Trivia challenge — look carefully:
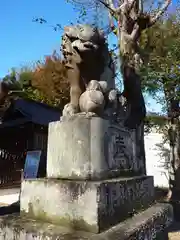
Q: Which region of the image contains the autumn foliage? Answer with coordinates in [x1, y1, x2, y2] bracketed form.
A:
[32, 51, 70, 108]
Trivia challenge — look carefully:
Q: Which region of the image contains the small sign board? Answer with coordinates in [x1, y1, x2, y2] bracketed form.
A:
[23, 150, 42, 179]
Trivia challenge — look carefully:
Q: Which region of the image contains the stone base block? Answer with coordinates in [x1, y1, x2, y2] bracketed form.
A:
[47, 117, 145, 180]
[0, 203, 173, 239]
[20, 176, 154, 233]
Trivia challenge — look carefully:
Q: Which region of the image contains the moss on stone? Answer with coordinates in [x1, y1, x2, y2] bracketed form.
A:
[0, 213, 92, 239]
[21, 203, 98, 233]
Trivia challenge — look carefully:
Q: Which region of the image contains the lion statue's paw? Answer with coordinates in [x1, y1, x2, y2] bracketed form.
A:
[62, 103, 79, 117]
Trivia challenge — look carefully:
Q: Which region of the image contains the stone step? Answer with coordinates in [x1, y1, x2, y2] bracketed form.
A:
[47, 117, 145, 180]
[20, 176, 154, 233]
[0, 203, 173, 239]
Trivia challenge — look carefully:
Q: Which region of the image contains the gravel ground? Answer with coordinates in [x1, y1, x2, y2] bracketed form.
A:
[168, 222, 180, 240]
[0, 203, 9, 206]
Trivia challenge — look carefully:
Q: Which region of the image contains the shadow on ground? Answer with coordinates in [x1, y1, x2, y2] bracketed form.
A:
[0, 201, 20, 215]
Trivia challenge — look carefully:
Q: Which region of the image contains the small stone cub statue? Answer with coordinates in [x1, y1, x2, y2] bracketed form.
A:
[79, 80, 118, 116]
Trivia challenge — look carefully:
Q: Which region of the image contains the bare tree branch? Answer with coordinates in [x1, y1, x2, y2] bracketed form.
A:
[99, 0, 116, 15]
[108, 11, 116, 32]
[106, 0, 116, 11]
[130, 0, 171, 40]
[130, 0, 171, 43]
[128, 0, 137, 13]
[150, 0, 172, 26]
[130, 23, 140, 41]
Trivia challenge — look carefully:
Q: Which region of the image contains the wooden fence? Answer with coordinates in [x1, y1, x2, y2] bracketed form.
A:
[0, 150, 24, 188]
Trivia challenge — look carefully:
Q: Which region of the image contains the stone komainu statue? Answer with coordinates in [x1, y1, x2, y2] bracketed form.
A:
[61, 24, 122, 119]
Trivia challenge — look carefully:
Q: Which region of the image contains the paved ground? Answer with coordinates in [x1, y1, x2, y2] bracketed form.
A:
[168, 222, 180, 239]
[0, 188, 20, 205]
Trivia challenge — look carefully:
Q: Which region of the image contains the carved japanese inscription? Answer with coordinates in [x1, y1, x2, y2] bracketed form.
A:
[99, 177, 154, 217]
[105, 126, 135, 170]
[104, 125, 145, 173]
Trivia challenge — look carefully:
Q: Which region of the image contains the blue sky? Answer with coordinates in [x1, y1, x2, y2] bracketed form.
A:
[0, 0, 78, 77]
[0, 0, 167, 113]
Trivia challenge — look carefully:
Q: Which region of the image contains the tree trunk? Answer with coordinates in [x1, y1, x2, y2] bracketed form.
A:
[167, 100, 180, 208]
[116, 0, 146, 129]
[121, 65, 146, 129]
[112, 0, 147, 175]
[115, 0, 172, 175]
[100, 0, 171, 174]
[164, 87, 180, 214]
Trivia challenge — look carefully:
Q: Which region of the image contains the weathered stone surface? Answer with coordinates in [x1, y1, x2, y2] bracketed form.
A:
[0, 213, 91, 240]
[94, 203, 174, 240]
[20, 176, 154, 233]
[0, 203, 173, 239]
[47, 117, 145, 180]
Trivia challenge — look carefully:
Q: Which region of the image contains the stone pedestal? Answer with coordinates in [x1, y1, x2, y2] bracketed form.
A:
[47, 117, 145, 180]
[19, 116, 154, 234]
[0, 203, 173, 240]
[0, 115, 173, 239]
[20, 176, 154, 233]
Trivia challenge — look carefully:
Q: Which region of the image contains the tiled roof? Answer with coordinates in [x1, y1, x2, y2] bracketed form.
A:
[1, 98, 61, 126]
